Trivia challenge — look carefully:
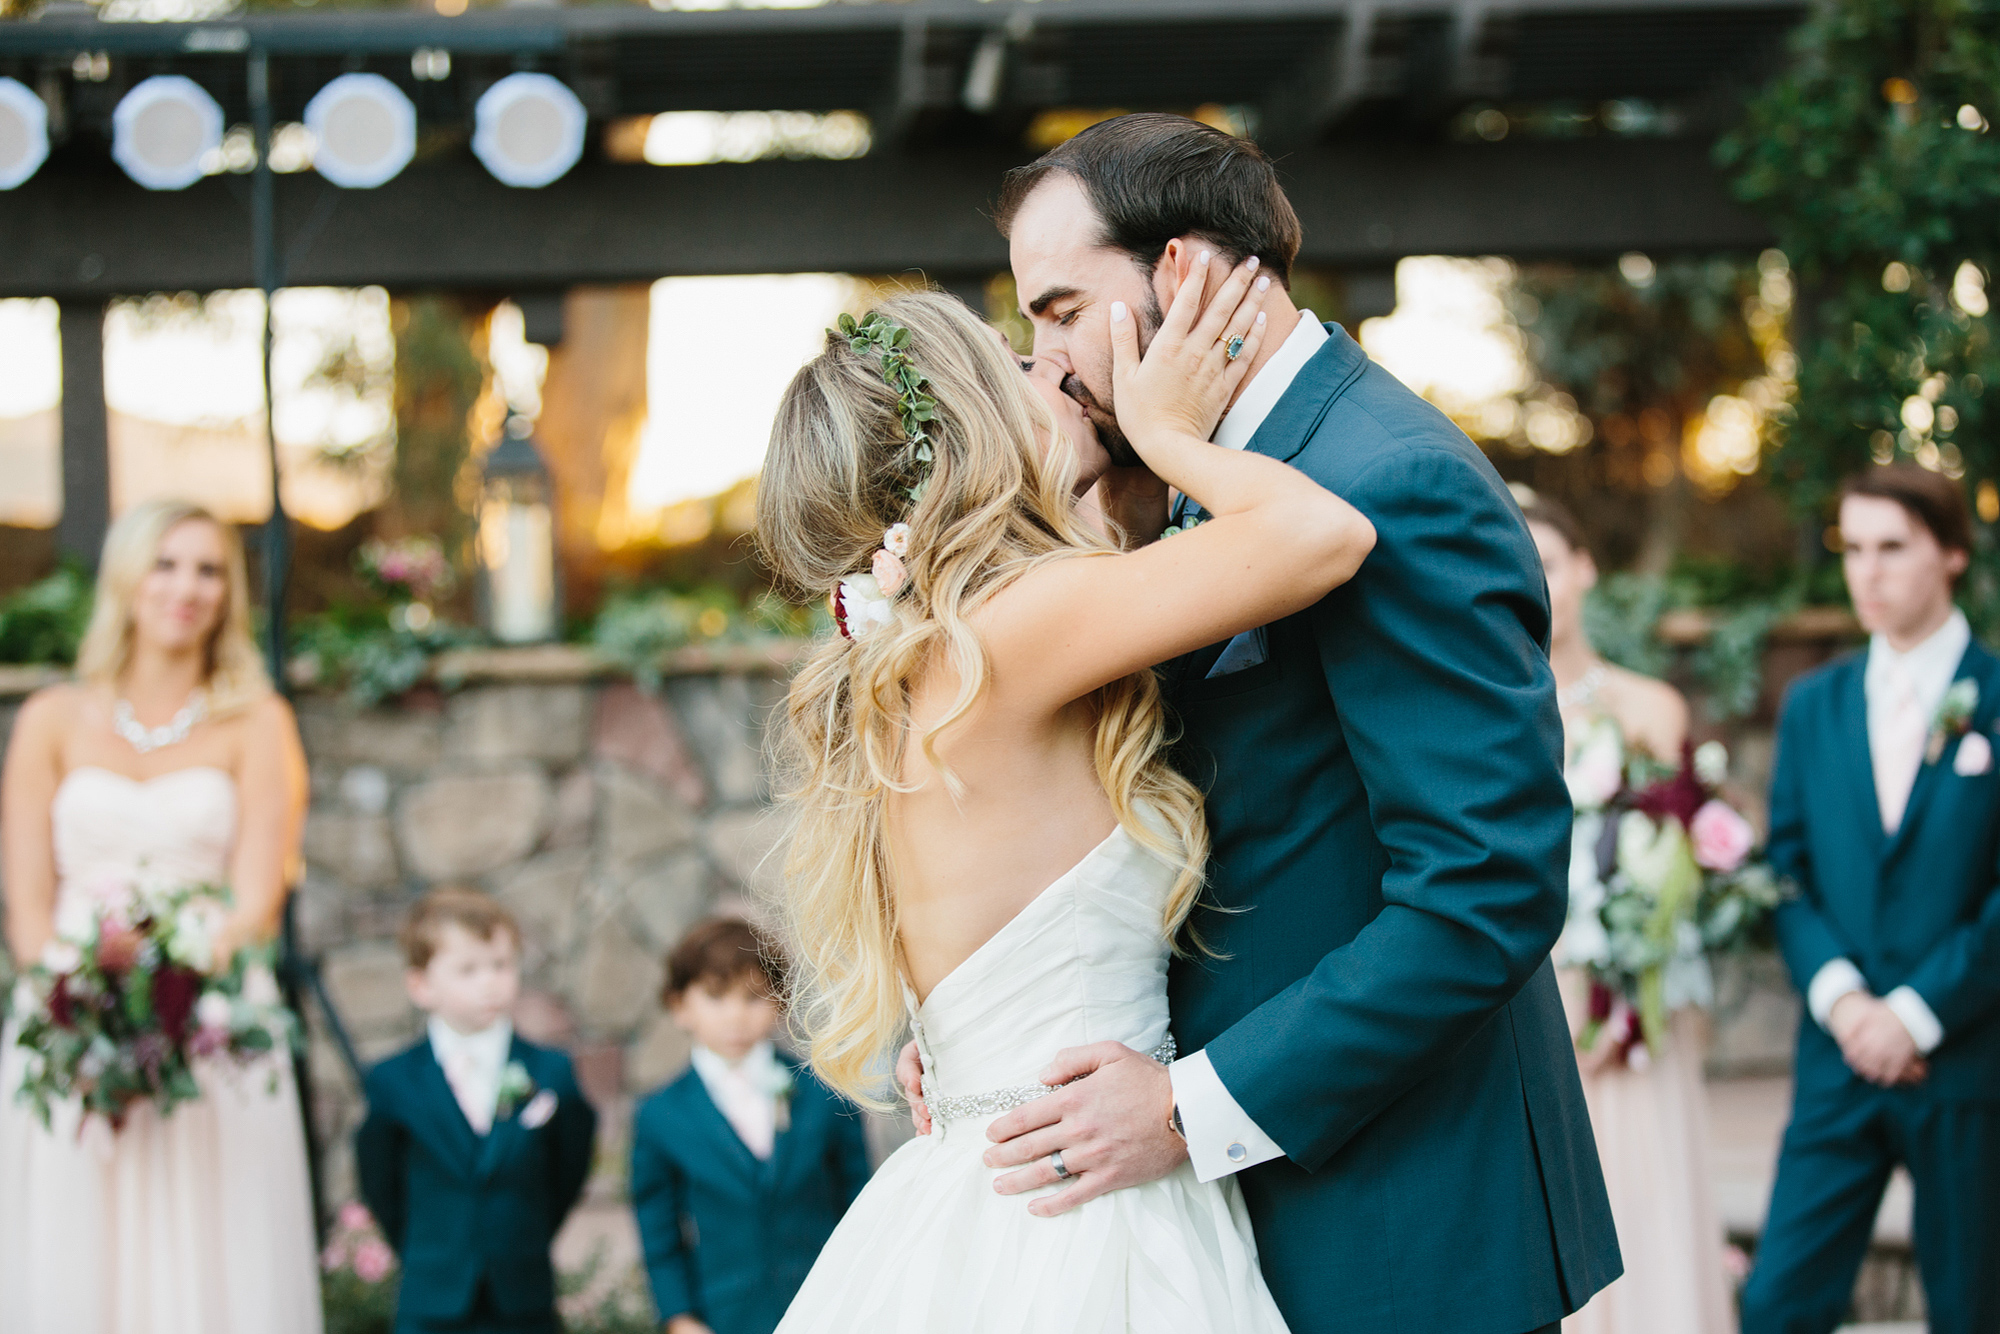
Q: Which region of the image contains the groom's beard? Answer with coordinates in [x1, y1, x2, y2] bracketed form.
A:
[1062, 289, 1163, 469]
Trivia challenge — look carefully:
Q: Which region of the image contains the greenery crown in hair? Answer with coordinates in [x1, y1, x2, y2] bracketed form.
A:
[833, 311, 937, 505]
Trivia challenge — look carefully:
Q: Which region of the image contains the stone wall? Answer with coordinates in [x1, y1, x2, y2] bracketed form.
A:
[289, 664, 798, 1206]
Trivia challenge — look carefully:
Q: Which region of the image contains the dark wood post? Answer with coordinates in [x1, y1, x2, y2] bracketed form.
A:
[56, 298, 110, 569]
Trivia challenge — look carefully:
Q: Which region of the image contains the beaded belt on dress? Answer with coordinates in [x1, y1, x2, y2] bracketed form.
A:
[926, 1035, 1177, 1125]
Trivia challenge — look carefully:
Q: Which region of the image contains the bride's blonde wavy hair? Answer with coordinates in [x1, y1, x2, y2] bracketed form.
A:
[757, 291, 1209, 1104]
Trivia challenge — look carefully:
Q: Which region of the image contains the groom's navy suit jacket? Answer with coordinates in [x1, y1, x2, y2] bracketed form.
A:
[1164, 324, 1619, 1334]
[1768, 641, 2000, 1099]
[355, 1035, 598, 1329]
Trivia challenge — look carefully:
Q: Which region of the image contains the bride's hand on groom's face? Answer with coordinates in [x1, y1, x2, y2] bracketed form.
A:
[1109, 253, 1269, 455]
[981, 1041, 1187, 1217]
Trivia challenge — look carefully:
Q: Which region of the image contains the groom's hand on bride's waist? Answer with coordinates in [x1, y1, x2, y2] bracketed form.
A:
[981, 1041, 1187, 1218]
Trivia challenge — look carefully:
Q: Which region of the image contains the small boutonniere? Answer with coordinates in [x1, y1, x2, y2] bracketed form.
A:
[1160, 514, 1206, 539]
[756, 1058, 796, 1135]
[494, 1060, 535, 1122]
[1926, 678, 1980, 764]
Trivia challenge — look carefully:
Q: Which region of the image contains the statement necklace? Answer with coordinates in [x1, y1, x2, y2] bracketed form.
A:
[113, 691, 208, 755]
[1558, 662, 1608, 711]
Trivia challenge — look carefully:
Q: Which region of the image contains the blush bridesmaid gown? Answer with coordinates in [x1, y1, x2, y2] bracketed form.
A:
[0, 765, 323, 1334]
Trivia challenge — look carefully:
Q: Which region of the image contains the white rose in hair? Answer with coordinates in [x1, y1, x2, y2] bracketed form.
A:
[882, 523, 912, 559]
[838, 574, 897, 639]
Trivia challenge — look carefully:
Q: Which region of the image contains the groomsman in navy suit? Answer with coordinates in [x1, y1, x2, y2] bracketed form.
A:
[357, 890, 599, 1334]
[1743, 466, 2000, 1334]
[630, 918, 871, 1334]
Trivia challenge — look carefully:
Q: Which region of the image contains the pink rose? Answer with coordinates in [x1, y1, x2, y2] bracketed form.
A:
[1689, 799, 1754, 873]
[871, 548, 909, 597]
[353, 1238, 395, 1284]
[320, 1242, 349, 1274]
[337, 1201, 373, 1233]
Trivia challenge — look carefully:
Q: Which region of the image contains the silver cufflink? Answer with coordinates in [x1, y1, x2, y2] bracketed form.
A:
[1227, 1142, 1247, 1162]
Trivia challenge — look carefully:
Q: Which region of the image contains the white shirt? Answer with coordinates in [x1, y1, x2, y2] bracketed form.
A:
[1168, 308, 1330, 1184]
[690, 1041, 786, 1160]
[1806, 609, 1969, 1055]
[428, 1016, 513, 1135]
[1212, 310, 1330, 453]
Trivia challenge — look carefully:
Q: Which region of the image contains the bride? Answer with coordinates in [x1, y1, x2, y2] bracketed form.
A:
[0, 499, 323, 1333]
[756, 258, 1374, 1331]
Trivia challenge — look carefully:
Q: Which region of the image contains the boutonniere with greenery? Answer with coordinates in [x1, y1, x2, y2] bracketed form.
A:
[1927, 679, 1980, 764]
[494, 1060, 535, 1121]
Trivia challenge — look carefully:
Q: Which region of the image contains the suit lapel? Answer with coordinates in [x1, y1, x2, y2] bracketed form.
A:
[678, 1069, 764, 1185]
[410, 1042, 483, 1176]
[1834, 657, 1887, 855]
[473, 1037, 533, 1181]
[1885, 641, 1992, 863]
[761, 1057, 810, 1190]
[1242, 323, 1368, 465]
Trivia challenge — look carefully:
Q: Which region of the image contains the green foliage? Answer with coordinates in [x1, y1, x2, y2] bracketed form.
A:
[590, 583, 820, 693]
[288, 607, 480, 707]
[0, 565, 94, 666]
[320, 1270, 396, 1334]
[1718, 0, 2000, 625]
[1510, 259, 1770, 425]
[1586, 564, 1806, 720]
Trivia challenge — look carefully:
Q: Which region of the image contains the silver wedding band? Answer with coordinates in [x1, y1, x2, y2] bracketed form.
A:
[1224, 334, 1246, 362]
[1049, 1149, 1073, 1181]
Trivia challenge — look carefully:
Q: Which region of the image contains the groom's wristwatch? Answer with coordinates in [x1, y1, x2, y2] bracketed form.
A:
[1167, 1103, 1186, 1141]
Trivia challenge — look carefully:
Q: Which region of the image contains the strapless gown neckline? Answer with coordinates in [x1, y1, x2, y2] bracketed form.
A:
[777, 815, 1290, 1333]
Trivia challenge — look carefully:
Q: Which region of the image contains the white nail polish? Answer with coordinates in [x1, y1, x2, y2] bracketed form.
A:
[1256, 311, 1267, 324]
[1197, 250, 1212, 265]
[1110, 301, 1127, 322]
[1246, 255, 1260, 271]
[1256, 275, 1271, 291]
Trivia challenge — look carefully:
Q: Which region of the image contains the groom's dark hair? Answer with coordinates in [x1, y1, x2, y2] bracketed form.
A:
[994, 113, 1302, 287]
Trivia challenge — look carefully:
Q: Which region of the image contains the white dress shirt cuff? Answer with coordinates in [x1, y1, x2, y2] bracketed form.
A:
[1807, 958, 1869, 1030]
[1169, 1049, 1285, 1184]
[1883, 986, 1945, 1054]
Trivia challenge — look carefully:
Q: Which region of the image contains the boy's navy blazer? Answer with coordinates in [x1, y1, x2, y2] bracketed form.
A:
[1768, 637, 2000, 1099]
[355, 1033, 597, 1324]
[630, 1054, 870, 1334]
[1162, 324, 1619, 1334]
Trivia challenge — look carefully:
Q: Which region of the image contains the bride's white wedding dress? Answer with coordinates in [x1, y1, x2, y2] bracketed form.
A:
[0, 766, 323, 1334]
[777, 821, 1290, 1333]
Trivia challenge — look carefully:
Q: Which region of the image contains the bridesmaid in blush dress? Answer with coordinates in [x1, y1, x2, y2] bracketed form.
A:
[1521, 491, 1736, 1334]
[0, 500, 323, 1334]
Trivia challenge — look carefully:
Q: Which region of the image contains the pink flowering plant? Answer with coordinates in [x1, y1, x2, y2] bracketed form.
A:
[321, 1202, 399, 1334]
[355, 536, 454, 606]
[1557, 725, 1786, 1065]
[10, 880, 298, 1132]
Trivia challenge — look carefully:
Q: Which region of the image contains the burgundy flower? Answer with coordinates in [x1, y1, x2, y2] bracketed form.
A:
[1588, 980, 1615, 1024]
[47, 975, 75, 1029]
[153, 965, 202, 1046]
[1632, 740, 1705, 828]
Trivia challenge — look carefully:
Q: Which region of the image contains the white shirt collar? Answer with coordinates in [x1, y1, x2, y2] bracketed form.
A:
[428, 1015, 513, 1074]
[689, 1040, 783, 1091]
[1865, 607, 1970, 708]
[1212, 309, 1331, 453]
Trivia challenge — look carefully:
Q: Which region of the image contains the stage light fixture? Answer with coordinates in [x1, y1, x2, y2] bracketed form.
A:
[0, 78, 50, 190]
[473, 73, 586, 189]
[113, 75, 223, 191]
[305, 73, 417, 189]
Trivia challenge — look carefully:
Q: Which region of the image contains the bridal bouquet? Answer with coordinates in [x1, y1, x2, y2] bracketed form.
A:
[1558, 723, 1786, 1066]
[10, 879, 299, 1131]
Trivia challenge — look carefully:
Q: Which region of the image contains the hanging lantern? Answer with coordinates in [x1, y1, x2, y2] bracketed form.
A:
[112, 75, 223, 191]
[304, 73, 417, 189]
[472, 72, 586, 188]
[0, 77, 50, 190]
[477, 415, 560, 644]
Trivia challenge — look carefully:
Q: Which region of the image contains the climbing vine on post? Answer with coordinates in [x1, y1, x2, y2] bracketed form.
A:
[1718, 0, 2000, 627]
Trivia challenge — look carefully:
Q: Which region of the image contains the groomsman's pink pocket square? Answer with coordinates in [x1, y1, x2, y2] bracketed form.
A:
[1954, 730, 1994, 776]
[518, 1089, 559, 1128]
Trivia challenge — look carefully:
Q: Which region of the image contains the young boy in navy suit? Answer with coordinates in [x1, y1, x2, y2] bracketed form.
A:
[1743, 466, 2000, 1333]
[357, 889, 598, 1334]
[630, 918, 871, 1334]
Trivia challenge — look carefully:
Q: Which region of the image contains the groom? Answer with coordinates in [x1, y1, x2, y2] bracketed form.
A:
[949, 114, 1619, 1332]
